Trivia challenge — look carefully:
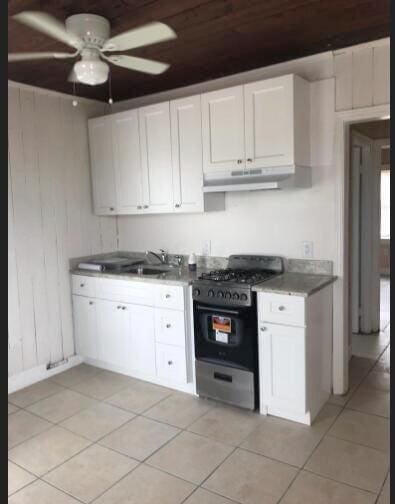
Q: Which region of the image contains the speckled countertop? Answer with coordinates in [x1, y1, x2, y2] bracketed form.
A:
[70, 266, 209, 287]
[252, 272, 337, 297]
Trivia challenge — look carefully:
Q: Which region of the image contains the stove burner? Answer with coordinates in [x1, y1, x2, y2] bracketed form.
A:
[199, 268, 274, 285]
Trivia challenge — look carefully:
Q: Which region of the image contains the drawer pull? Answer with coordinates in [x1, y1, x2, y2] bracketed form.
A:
[89, 301, 94, 305]
[167, 360, 173, 366]
[214, 371, 232, 383]
[117, 305, 121, 309]
[166, 323, 171, 328]
[165, 294, 171, 299]
[260, 326, 266, 332]
[122, 306, 127, 310]
[80, 283, 85, 287]
[278, 305, 286, 311]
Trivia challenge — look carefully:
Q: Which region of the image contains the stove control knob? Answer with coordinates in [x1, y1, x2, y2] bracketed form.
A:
[225, 292, 232, 299]
[217, 291, 224, 298]
[193, 288, 200, 297]
[208, 289, 215, 298]
[232, 293, 240, 300]
[240, 293, 248, 301]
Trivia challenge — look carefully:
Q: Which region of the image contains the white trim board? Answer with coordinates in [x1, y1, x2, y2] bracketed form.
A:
[8, 355, 83, 394]
[332, 103, 390, 394]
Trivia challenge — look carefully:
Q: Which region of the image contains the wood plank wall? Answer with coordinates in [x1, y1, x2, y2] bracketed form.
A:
[334, 40, 390, 111]
[8, 85, 118, 377]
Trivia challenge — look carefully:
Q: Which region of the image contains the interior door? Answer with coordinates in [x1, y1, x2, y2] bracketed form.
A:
[88, 116, 117, 215]
[72, 295, 98, 360]
[244, 76, 293, 169]
[201, 85, 245, 173]
[351, 145, 362, 334]
[130, 304, 156, 375]
[112, 110, 143, 213]
[170, 95, 204, 213]
[139, 102, 173, 213]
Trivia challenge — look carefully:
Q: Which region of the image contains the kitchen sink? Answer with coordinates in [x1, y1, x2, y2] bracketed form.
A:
[124, 265, 170, 275]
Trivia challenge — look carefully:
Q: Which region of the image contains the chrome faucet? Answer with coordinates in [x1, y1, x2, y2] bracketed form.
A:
[145, 249, 168, 265]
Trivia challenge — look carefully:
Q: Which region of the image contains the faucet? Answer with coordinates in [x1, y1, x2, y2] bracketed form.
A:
[145, 249, 168, 265]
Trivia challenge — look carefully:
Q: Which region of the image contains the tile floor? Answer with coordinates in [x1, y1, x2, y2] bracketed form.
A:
[8, 348, 390, 504]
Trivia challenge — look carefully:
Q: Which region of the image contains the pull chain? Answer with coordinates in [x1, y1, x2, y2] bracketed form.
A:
[108, 71, 113, 105]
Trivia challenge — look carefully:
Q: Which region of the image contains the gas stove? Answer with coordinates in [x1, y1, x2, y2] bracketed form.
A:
[192, 255, 283, 307]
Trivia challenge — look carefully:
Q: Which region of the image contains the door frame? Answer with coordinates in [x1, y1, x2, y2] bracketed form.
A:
[333, 104, 389, 394]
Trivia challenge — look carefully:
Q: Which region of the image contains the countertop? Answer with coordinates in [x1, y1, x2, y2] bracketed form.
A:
[252, 272, 337, 297]
[70, 266, 208, 287]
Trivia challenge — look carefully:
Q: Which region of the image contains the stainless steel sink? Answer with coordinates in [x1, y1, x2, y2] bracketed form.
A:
[124, 265, 170, 275]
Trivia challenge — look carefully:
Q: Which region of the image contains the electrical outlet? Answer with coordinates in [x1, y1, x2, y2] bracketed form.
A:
[301, 241, 314, 259]
[202, 240, 211, 257]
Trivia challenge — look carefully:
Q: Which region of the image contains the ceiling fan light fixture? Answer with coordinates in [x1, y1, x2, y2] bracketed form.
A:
[74, 58, 109, 85]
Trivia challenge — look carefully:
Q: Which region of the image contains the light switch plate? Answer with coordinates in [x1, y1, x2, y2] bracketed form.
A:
[301, 241, 314, 259]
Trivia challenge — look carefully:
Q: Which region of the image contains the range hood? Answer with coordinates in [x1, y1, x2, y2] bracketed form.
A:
[203, 165, 311, 193]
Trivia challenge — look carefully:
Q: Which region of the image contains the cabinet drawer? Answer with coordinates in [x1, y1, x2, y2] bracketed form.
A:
[155, 309, 186, 347]
[72, 275, 98, 297]
[155, 285, 184, 310]
[97, 278, 155, 306]
[156, 343, 187, 383]
[258, 292, 305, 327]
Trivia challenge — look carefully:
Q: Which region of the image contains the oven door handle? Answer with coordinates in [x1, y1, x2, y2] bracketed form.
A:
[195, 304, 241, 316]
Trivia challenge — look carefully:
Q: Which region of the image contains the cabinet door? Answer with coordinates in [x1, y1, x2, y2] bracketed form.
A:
[112, 110, 144, 214]
[96, 300, 131, 370]
[139, 102, 173, 213]
[259, 323, 306, 413]
[72, 295, 98, 360]
[88, 116, 117, 215]
[170, 95, 203, 213]
[244, 76, 293, 169]
[201, 85, 245, 173]
[156, 343, 187, 384]
[129, 304, 156, 375]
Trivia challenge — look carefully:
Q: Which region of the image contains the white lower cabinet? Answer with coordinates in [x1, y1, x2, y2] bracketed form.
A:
[72, 275, 191, 392]
[257, 286, 333, 425]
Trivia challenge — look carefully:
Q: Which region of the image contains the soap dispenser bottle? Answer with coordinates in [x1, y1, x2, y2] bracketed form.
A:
[188, 253, 197, 272]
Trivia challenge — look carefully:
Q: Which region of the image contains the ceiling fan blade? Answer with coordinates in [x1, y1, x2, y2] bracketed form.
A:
[101, 21, 176, 52]
[12, 11, 83, 49]
[8, 51, 78, 62]
[103, 54, 170, 75]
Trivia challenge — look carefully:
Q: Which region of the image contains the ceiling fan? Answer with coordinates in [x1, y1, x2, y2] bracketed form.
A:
[8, 12, 177, 86]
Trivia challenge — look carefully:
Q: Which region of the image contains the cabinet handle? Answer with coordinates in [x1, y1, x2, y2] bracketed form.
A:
[247, 158, 252, 162]
[143, 205, 149, 209]
[122, 306, 127, 310]
[175, 204, 180, 208]
[237, 159, 242, 164]
[278, 306, 286, 311]
[165, 294, 171, 299]
[80, 283, 85, 288]
[166, 323, 171, 329]
[260, 326, 266, 331]
[110, 207, 114, 211]
[167, 360, 173, 366]
[137, 206, 142, 209]
[117, 305, 121, 309]
[89, 301, 94, 305]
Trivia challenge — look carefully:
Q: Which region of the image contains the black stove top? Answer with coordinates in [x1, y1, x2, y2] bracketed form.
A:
[198, 268, 276, 286]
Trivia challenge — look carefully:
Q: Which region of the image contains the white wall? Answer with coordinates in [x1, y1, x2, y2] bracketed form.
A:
[8, 83, 118, 377]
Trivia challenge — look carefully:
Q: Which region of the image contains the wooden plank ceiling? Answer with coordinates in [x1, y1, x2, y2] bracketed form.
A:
[8, 0, 390, 102]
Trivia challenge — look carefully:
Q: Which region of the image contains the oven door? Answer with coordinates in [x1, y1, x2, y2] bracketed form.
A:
[193, 302, 257, 370]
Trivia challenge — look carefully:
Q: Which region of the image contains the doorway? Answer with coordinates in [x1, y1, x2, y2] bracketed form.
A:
[349, 119, 390, 360]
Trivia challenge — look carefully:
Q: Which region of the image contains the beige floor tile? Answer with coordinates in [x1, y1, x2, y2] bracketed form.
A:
[144, 392, 215, 428]
[305, 436, 389, 493]
[188, 404, 261, 446]
[281, 470, 377, 504]
[8, 479, 82, 504]
[8, 403, 19, 415]
[328, 409, 390, 451]
[8, 426, 90, 476]
[347, 386, 390, 417]
[203, 448, 298, 504]
[8, 410, 52, 449]
[60, 401, 134, 441]
[44, 444, 137, 503]
[184, 488, 236, 504]
[26, 389, 98, 423]
[70, 370, 132, 400]
[147, 431, 233, 484]
[105, 379, 172, 413]
[8, 380, 65, 408]
[99, 416, 179, 461]
[50, 364, 101, 388]
[241, 404, 341, 467]
[374, 347, 390, 374]
[8, 461, 36, 496]
[94, 463, 195, 504]
[362, 371, 390, 392]
[377, 473, 390, 504]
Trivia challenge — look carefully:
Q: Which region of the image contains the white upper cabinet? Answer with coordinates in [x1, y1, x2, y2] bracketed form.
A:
[244, 75, 294, 169]
[139, 102, 173, 213]
[112, 110, 143, 213]
[201, 85, 245, 173]
[88, 116, 117, 215]
[170, 95, 204, 213]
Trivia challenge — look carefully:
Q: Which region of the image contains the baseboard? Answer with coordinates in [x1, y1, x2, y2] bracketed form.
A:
[8, 355, 83, 394]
